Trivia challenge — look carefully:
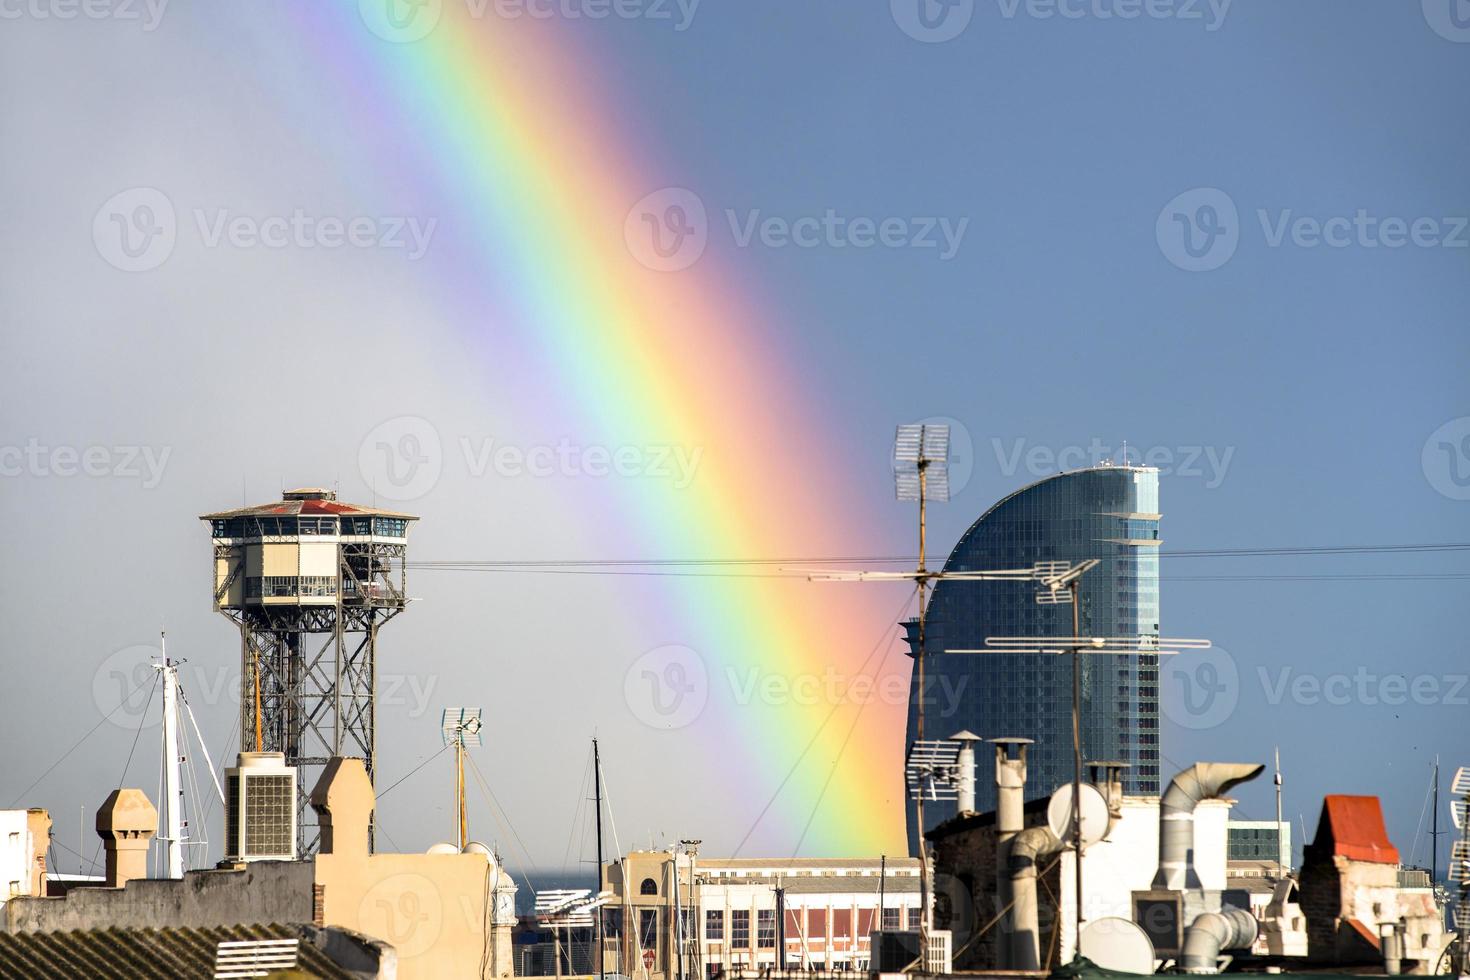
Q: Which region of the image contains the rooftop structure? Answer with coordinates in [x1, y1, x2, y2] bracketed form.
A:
[201, 488, 417, 853]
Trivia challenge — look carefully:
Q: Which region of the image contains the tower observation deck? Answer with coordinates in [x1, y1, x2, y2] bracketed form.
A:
[202, 488, 416, 852]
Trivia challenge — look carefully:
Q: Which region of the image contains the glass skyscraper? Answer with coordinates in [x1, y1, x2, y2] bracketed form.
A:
[904, 465, 1162, 854]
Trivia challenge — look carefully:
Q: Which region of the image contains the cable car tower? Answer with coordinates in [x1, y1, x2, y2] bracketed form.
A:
[202, 488, 416, 853]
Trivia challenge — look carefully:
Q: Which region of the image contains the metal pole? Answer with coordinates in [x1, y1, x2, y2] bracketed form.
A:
[160, 634, 184, 880]
[595, 739, 606, 980]
[1071, 579, 1083, 960]
[456, 738, 467, 850]
[1276, 747, 1286, 879]
[674, 847, 684, 980]
[915, 459, 931, 964]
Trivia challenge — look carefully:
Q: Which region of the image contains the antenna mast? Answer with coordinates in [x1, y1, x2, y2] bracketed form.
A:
[594, 738, 606, 980]
[158, 632, 184, 879]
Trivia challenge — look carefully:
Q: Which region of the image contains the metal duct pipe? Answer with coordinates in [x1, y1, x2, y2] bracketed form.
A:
[1153, 763, 1266, 890]
[1180, 908, 1258, 974]
[993, 737, 1030, 969]
[1380, 922, 1405, 976]
[1006, 826, 1065, 971]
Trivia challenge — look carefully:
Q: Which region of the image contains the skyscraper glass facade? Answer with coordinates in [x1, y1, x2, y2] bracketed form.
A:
[904, 466, 1161, 854]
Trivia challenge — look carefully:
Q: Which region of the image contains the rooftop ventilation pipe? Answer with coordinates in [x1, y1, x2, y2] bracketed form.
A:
[1180, 908, 1259, 974]
[993, 737, 1031, 969]
[1006, 826, 1065, 971]
[1153, 763, 1265, 890]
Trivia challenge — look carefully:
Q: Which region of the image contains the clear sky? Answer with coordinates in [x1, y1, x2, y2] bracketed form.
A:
[0, 1, 1466, 878]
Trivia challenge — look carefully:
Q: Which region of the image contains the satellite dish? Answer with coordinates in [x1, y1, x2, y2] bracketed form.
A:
[463, 841, 491, 856]
[427, 842, 459, 855]
[1047, 782, 1111, 847]
[1079, 917, 1155, 975]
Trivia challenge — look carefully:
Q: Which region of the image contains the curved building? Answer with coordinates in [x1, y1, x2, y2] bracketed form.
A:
[905, 465, 1161, 853]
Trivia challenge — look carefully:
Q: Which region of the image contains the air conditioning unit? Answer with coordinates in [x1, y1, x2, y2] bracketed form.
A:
[225, 752, 296, 862]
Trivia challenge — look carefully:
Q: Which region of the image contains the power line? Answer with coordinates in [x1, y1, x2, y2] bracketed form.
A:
[406, 540, 1470, 575]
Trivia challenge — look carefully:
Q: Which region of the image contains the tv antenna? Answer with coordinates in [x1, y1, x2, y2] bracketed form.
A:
[441, 708, 483, 850]
[947, 570, 1211, 960]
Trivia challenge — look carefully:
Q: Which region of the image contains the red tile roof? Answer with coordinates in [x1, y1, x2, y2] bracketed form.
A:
[1312, 795, 1400, 864]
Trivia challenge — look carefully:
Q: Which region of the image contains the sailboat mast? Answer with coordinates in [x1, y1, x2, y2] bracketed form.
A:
[594, 738, 605, 980]
[1431, 757, 1439, 886]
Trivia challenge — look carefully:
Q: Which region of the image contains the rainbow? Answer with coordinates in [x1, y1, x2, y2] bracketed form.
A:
[290, 3, 911, 855]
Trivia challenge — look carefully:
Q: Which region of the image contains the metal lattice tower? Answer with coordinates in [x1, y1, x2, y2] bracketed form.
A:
[202, 488, 416, 853]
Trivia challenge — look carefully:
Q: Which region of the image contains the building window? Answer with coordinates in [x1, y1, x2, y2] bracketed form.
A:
[640, 877, 658, 896]
[731, 910, 750, 949]
[881, 906, 900, 931]
[905, 907, 921, 931]
[706, 910, 724, 941]
[639, 909, 659, 953]
[757, 910, 775, 949]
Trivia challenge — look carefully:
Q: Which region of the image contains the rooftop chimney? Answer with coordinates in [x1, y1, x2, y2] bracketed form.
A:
[95, 788, 156, 888]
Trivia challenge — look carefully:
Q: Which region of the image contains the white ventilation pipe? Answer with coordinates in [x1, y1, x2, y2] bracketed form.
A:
[1180, 908, 1258, 973]
[1006, 825, 1065, 971]
[952, 731, 982, 814]
[993, 738, 1029, 968]
[1153, 763, 1265, 890]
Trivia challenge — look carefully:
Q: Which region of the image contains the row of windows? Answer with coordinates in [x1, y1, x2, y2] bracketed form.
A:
[704, 907, 919, 946]
[212, 516, 408, 538]
[244, 575, 338, 598]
